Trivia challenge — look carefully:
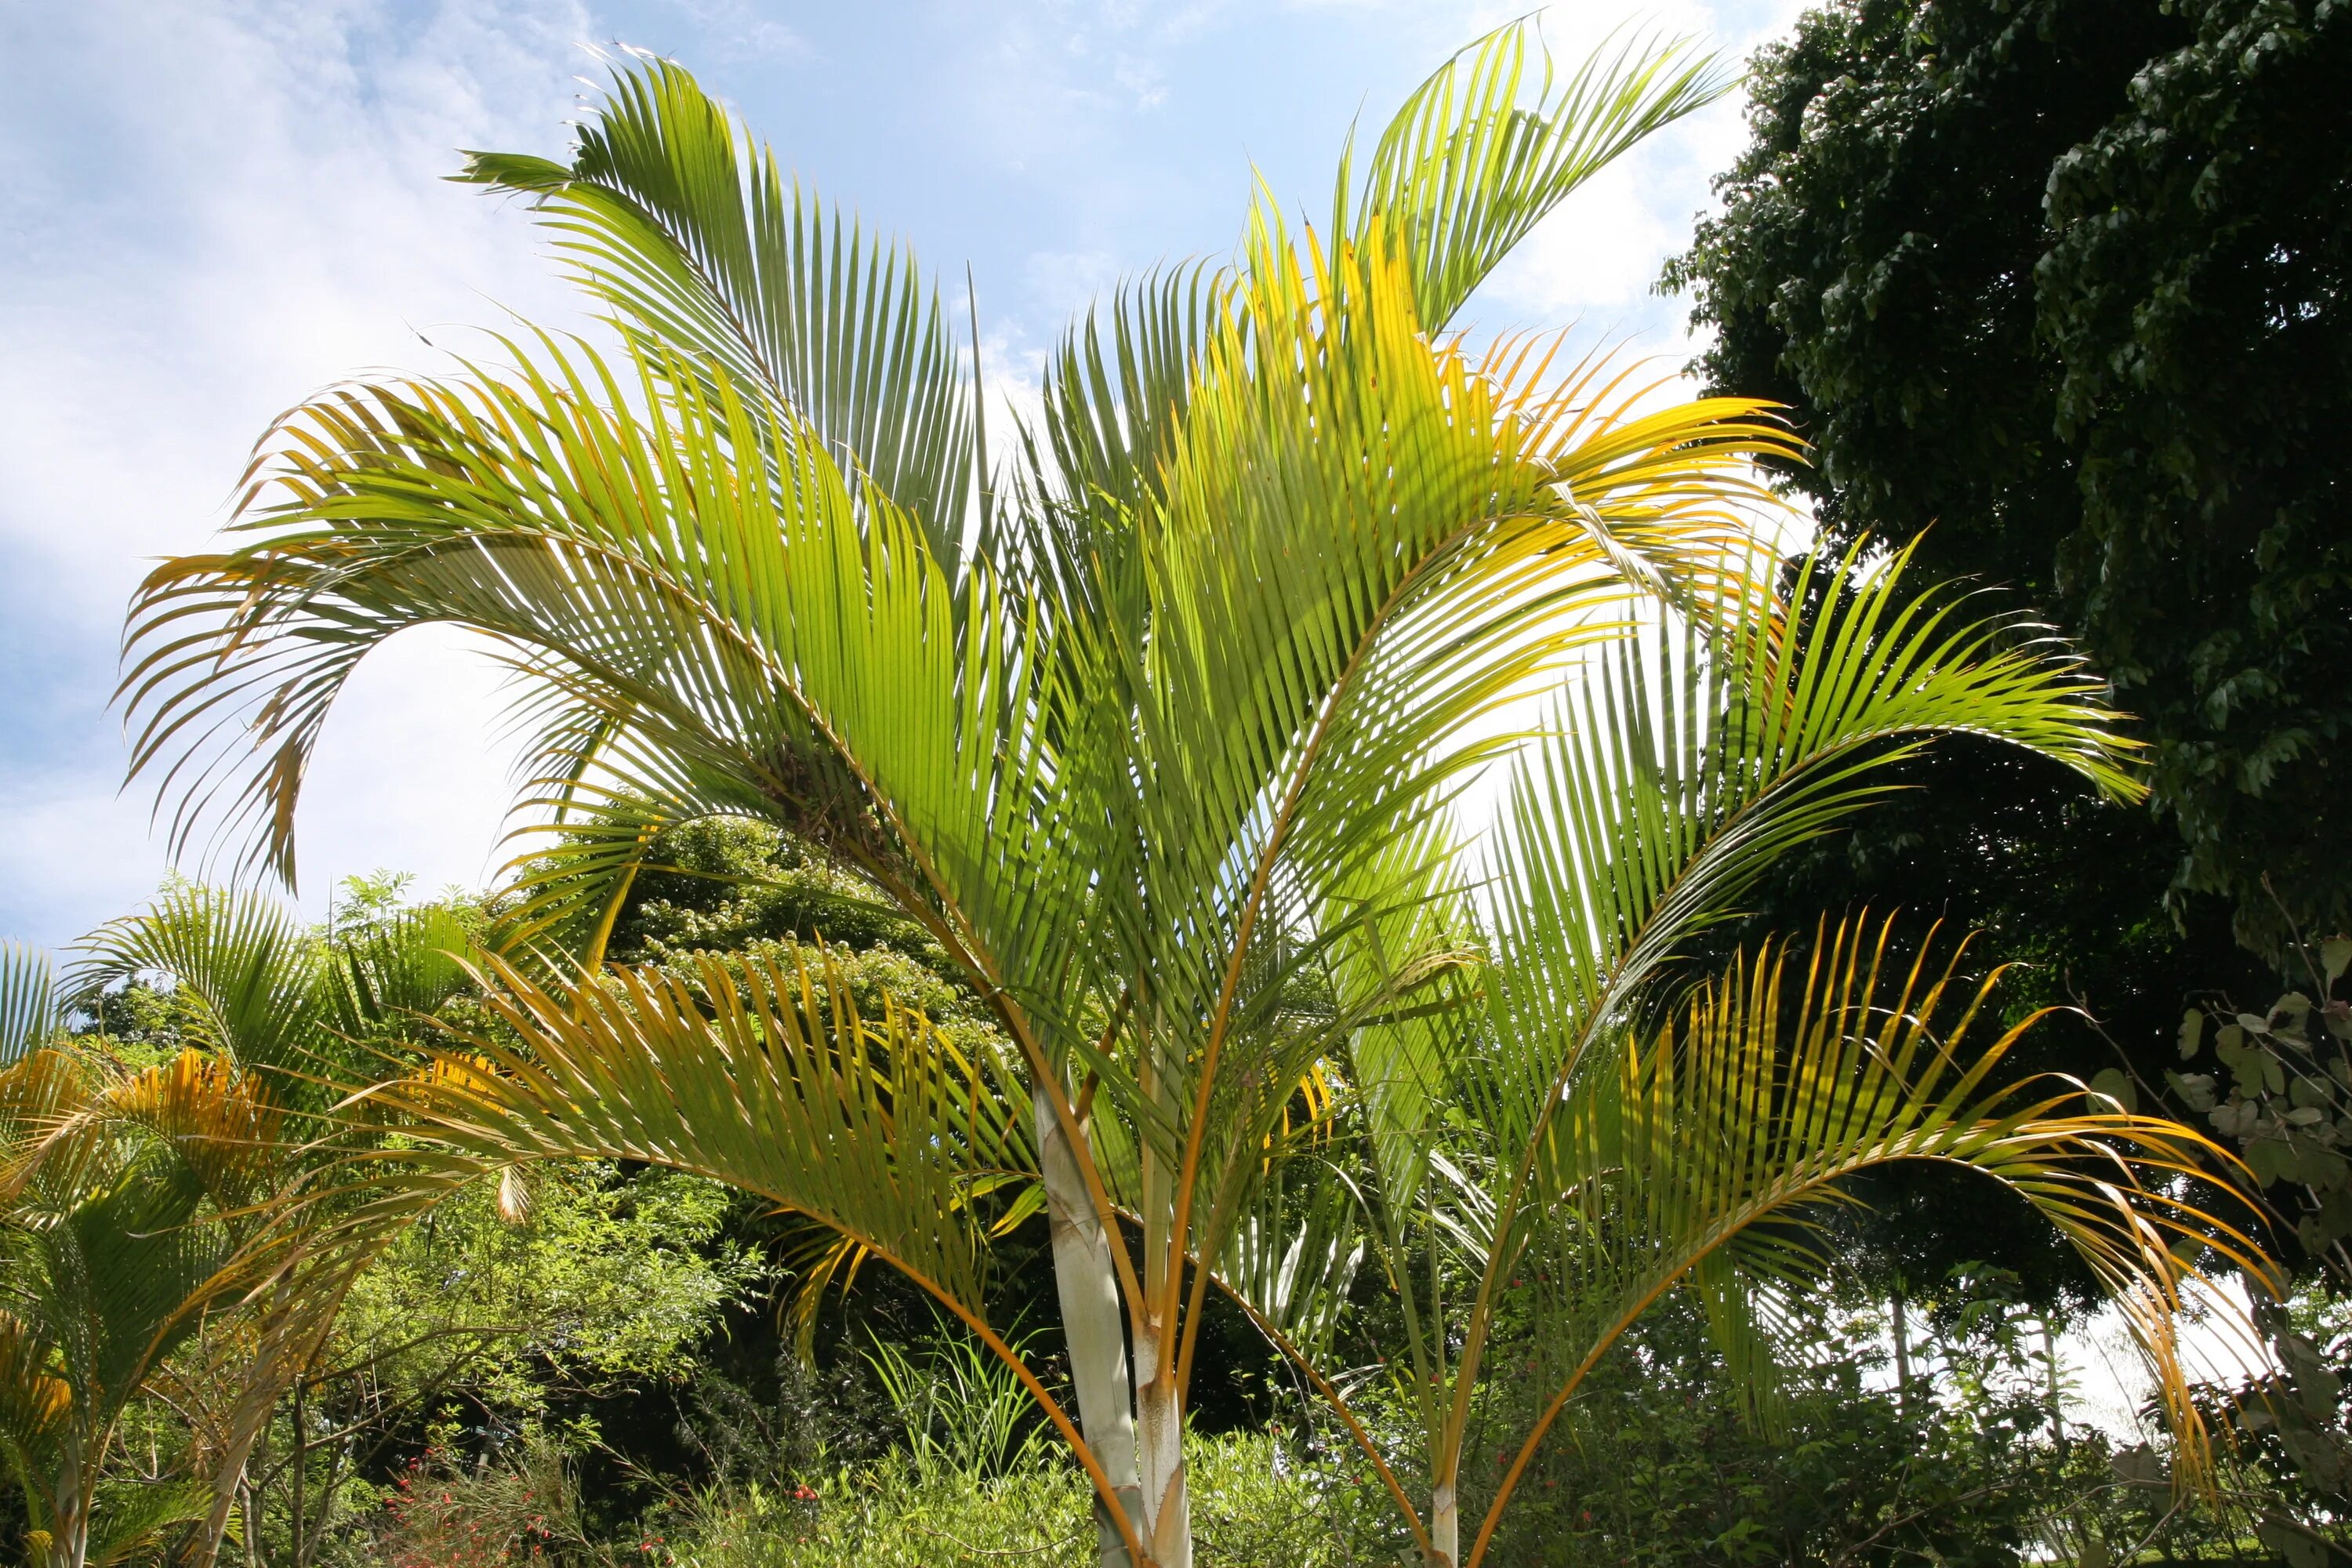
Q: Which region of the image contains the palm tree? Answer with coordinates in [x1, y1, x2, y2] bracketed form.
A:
[0, 890, 477, 1568]
[120, 24, 2261, 1567]
[0, 967, 269, 1568]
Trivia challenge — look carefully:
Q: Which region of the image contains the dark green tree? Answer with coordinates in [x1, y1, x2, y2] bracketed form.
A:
[1658, 0, 2352, 1306]
[2035, 0, 2352, 956]
[1664, 0, 2352, 963]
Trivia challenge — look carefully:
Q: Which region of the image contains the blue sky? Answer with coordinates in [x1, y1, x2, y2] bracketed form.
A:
[0, 0, 1806, 952]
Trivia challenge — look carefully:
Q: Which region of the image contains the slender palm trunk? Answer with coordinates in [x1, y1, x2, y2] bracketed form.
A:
[1890, 1289, 1912, 1417]
[1131, 1053, 1191, 1568]
[241, 1479, 261, 1568]
[45, 1465, 88, 1568]
[2042, 1319, 2065, 1448]
[1036, 1096, 1144, 1567]
[1430, 1479, 1458, 1566]
[46, 1515, 87, 1568]
[1133, 1325, 1191, 1568]
[291, 1374, 307, 1567]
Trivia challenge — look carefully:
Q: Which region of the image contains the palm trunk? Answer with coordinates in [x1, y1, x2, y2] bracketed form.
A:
[47, 1514, 87, 1568]
[290, 1374, 307, 1568]
[45, 1462, 88, 1568]
[2042, 1319, 2065, 1449]
[1890, 1289, 1911, 1417]
[1430, 1478, 1458, 1567]
[1133, 1327, 1191, 1568]
[1036, 1095, 1144, 1568]
[240, 1479, 261, 1568]
[1131, 1052, 1190, 1568]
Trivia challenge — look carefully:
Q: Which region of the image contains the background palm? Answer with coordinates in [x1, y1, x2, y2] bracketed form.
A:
[0, 893, 473, 1568]
[0, 936, 274, 1568]
[122, 22, 2258, 1568]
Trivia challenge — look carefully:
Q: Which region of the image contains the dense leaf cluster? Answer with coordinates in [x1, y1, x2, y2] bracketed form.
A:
[1667, 0, 2352, 957]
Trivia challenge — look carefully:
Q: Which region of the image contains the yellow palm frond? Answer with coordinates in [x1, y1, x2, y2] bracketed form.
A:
[1460, 915, 2263, 1566]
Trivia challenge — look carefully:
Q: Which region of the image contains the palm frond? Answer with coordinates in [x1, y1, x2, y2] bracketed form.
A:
[1022, 262, 1231, 634]
[85, 1478, 215, 1568]
[98, 1051, 281, 1214]
[0, 944, 60, 1065]
[1456, 917, 2259, 1566]
[338, 945, 1144, 1554]
[460, 54, 979, 572]
[68, 886, 325, 1087]
[0, 1047, 105, 1209]
[360, 945, 1032, 1325]
[1212, 1160, 1365, 1363]
[1337, 20, 1727, 330]
[0, 1310, 71, 1475]
[330, 903, 477, 1038]
[1477, 542, 2140, 1156]
[119, 332, 1084, 1030]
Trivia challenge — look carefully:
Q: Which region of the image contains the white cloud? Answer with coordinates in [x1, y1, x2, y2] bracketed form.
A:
[1472, 0, 1810, 358]
[1113, 54, 1170, 110]
[1024, 247, 1124, 316]
[648, 0, 804, 60]
[0, 0, 601, 946]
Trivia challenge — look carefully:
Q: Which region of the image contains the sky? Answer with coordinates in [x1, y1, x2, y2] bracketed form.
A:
[0, 0, 1809, 954]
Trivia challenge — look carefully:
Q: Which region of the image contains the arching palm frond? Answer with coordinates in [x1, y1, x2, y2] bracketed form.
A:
[366, 947, 1029, 1317]
[1032, 262, 1229, 537]
[1016, 260, 1233, 695]
[1476, 542, 2137, 1156]
[1457, 918, 2258, 1566]
[83, 1478, 215, 1568]
[120, 332, 1084, 1021]
[69, 886, 325, 1087]
[460, 54, 981, 575]
[1336, 20, 1726, 331]
[0, 1047, 105, 1209]
[329, 902, 478, 1040]
[0, 944, 60, 1065]
[1299, 543, 2157, 1560]
[347, 944, 1147, 1558]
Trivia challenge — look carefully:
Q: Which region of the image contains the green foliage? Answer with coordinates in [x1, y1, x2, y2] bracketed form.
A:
[2158, 929, 2352, 1555]
[595, 819, 936, 973]
[339, 1163, 770, 1418]
[166, 1159, 768, 1568]
[2169, 941, 2352, 1265]
[863, 1322, 1051, 1486]
[405, 1428, 1385, 1568]
[1665, 0, 2352, 958]
[1477, 1295, 2059, 1567]
[2035, 0, 2352, 954]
